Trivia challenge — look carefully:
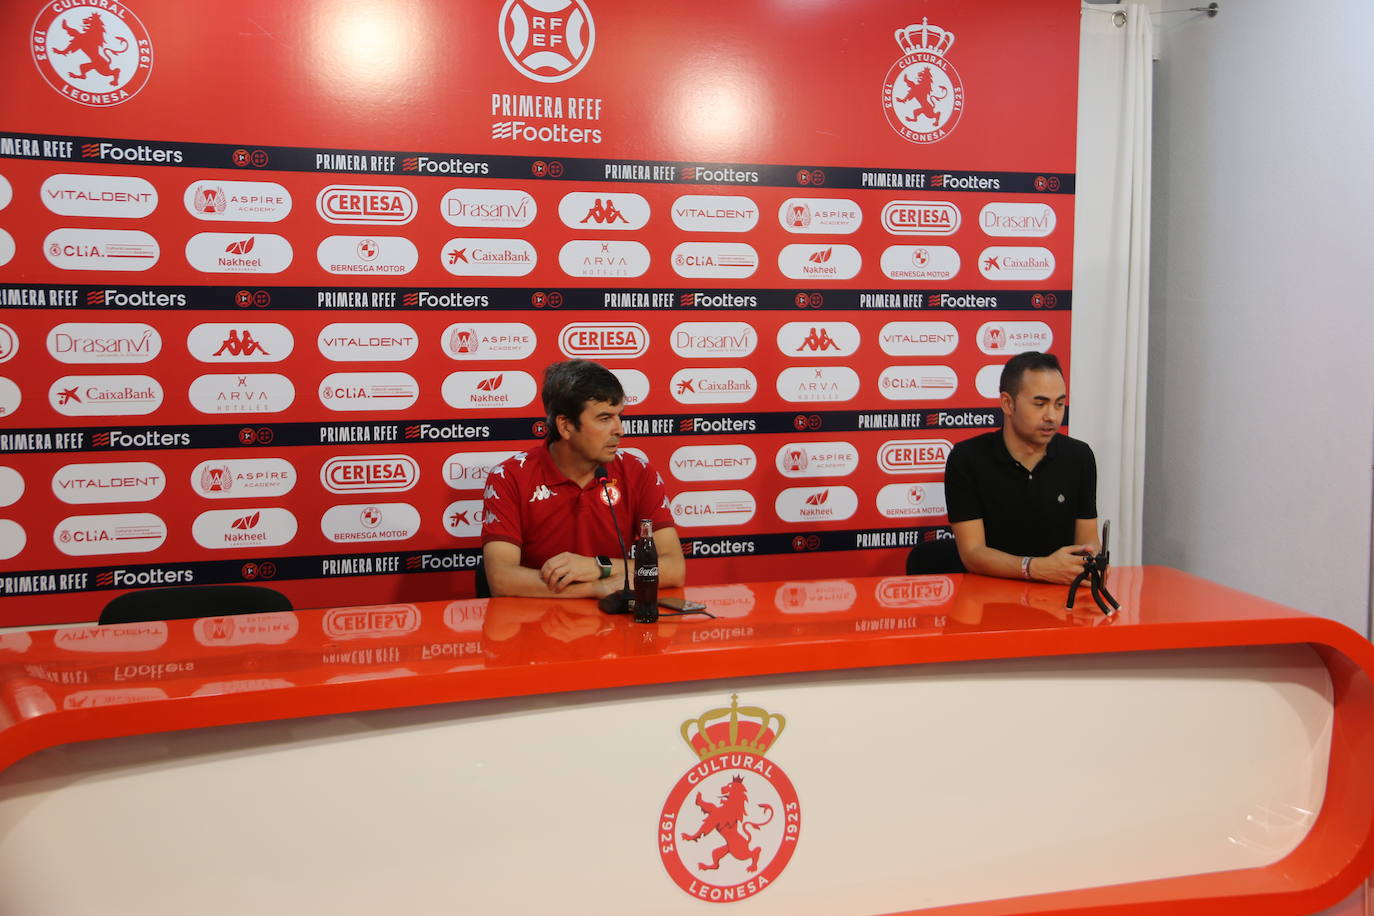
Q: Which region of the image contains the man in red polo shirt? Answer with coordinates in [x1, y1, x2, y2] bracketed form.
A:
[481, 360, 684, 598]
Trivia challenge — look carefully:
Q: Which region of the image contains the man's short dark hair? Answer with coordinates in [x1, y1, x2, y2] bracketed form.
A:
[542, 360, 624, 442]
[999, 351, 1063, 396]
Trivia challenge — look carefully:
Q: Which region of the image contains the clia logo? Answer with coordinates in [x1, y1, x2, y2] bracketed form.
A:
[658, 695, 800, 902]
[882, 18, 965, 144]
[499, 0, 595, 83]
[31, 2, 154, 107]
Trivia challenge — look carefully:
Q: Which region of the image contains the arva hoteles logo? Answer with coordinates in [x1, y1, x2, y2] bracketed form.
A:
[882, 18, 964, 144]
[31, 2, 154, 107]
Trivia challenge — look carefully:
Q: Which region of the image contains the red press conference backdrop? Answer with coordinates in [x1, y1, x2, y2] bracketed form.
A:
[0, 0, 1080, 624]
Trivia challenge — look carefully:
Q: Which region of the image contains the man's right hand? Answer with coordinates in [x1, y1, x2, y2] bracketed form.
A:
[1031, 545, 1095, 585]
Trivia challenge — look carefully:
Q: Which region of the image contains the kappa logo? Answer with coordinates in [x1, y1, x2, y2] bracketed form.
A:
[499, 0, 595, 83]
[31, 3, 154, 107]
[882, 18, 965, 144]
[529, 484, 553, 502]
[658, 696, 800, 902]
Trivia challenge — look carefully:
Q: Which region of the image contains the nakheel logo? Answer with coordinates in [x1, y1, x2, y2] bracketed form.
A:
[441, 323, 537, 360]
[980, 202, 1056, 237]
[0, 520, 25, 561]
[318, 323, 417, 362]
[882, 18, 964, 144]
[499, 0, 595, 82]
[317, 235, 419, 275]
[671, 322, 756, 359]
[41, 174, 156, 218]
[881, 200, 960, 236]
[775, 366, 860, 403]
[441, 370, 537, 409]
[777, 322, 859, 357]
[559, 192, 649, 230]
[670, 445, 756, 482]
[671, 368, 757, 405]
[671, 195, 758, 233]
[609, 367, 649, 405]
[444, 450, 518, 490]
[775, 486, 857, 523]
[879, 321, 959, 356]
[559, 321, 648, 358]
[54, 512, 166, 555]
[442, 238, 537, 276]
[316, 185, 417, 224]
[52, 461, 164, 504]
[777, 244, 861, 280]
[186, 232, 292, 273]
[878, 366, 957, 401]
[192, 458, 297, 499]
[323, 604, 420, 639]
[880, 245, 960, 281]
[188, 323, 294, 363]
[775, 441, 859, 478]
[192, 507, 297, 549]
[658, 696, 800, 903]
[671, 242, 759, 279]
[31, 3, 154, 107]
[775, 580, 858, 614]
[978, 247, 1055, 281]
[321, 502, 420, 543]
[321, 455, 419, 494]
[440, 188, 537, 227]
[877, 481, 947, 519]
[193, 613, 299, 647]
[976, 321, 1052, 355]
[319, 372, 419, 411]
[189, 373, 295, 414]
[184, 180, 291, 222]
[876, 575, 954, 608]
[558, 239, 650, 278]
[777, 198, 862, 234]
[50, 375, 161, 415]
[45, 228, 158, 271]
[47, 322, 161, 363]
[877, 438, 952, 474]
[671, 490, 756, 528]
[443, 499, 483, 537]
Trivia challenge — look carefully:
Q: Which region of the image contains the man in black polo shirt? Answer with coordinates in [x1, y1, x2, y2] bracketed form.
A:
[943, 351, 1100, 584]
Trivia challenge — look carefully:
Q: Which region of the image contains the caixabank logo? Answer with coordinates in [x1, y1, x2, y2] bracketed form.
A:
[659, 695, 800, 903]
[31, 2, 154, 107]
[882, 18, 964, 144]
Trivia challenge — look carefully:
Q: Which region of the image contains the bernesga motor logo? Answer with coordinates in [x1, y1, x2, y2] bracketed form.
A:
[658, 695, 800, 903]
[882, 18, 964, 144]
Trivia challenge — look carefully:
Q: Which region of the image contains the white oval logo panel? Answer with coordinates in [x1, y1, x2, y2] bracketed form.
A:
[52, 462, 165, 504]
[189, 374, 295, 414]
[45, 229, 159, 271]
[878, 439, 953, 474]
[609, 367, 649, 406]
[882, 200, 961, 235]
[184, 180, 291, 221]
[0, 323, 15, 362]
[980, 203, 1057, 237]
[321, 503, 420, 543]
[55, 513, 167, 555]
[442, 500, 483, 538]
[977, 321, 1053, 355]
[775, 441, 860, 477]
[671, 195, 758, 233]
[321, 455, 419, 494]
[0, 519, 23, 560]
[191, 458, 298, 499]
[670, 242, 758, 279]
[192, 508, 297, 549]
[440, 188, 537, 228]
[443, 451, 518, 490]
[0, 229, 13, 268]
[319, 373, 419, 411]
[778, 198, 862, 234]
[441, 238, 536, 276]
[318, 323, 418, 361]
[558, 240, 650, 278]
[777, 244, 861, 280]
[0, 175, 10, 210]
[670, 490, 756, 528]
[441, 323, 537, 360]
[558, 192, 650, 230]
[880, 245, 961, 281]
[0, 378, 20, 418]
[42, 174, 157, 218]
[0, 466, 23, 507]
[880, 321, 959, 356]
[47, 323, 161, 363]
[669, 367, 757, 404]
[316, 185, 417, 225]
[559, 322, 648, 359]
[978, 247, 1055, 281]
[670, 445, 756, 482]
[317, 236, 419, 275]
[975, 364, 1002, 398]
[878, 366, 958, 400]
[185, 233, 293, 273]
[777, 322, 860, 358]
[50, 375, 162, 415]
[441, 371, 537, 409]
[877, 482, 948, 519]
[187, 324, 293, 363]
[775, 366, 861, 403]
[775, 486, 858, 523]
[671, 322, 756, 358]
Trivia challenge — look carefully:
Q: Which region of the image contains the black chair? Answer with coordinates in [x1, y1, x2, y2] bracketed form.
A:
[99, 584, 292, 625]
[905, 538, 966, 575]
[475, 561, 491, 599]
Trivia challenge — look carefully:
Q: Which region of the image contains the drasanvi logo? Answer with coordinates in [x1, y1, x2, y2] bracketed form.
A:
[671, 194, 758, 232]
[670, 490, 756, 528]
[193, 613, 299, 647]
[777, 322, 859, 357]
[670, 444, 756, 482]
[44, 228, 158, 271]
[0, 324, 15, 363]
[52, 461, 164, 504]
[978, 247, 1055, 281]
[875, 575, 955, 608]
[0, 465, 23, 507]
[30, 2, 154, 107]
[317, 235, 419, 275]
[775, 441, 859, 477]
[559, 321, 648, 358]
[0, 378, 20, 418]
[775, 486, 858, 523]
[440, 188, 537, 227]
[441, 323, 537, 360]
[185, 232, 292, 273]
[670, 242, 758, 279]
[54, 512, 167, 556]
[319, 372, 419, 411]
[442, 498, 483, 537]
[558, 239, 650, 278]
[777, 244, 861, 280]
[191, 458, 297, 499]
[975, 364, 1002, 398]
[775, 366, 861, 403]
[47, 322, 161, 363]
[609, 367, 649, 405]
[53, 622, 167, 653]
[188, 323, 294, 362]
[0, 174, 11, 210]
[881, 200, 960, 235]
[40, 174, 156, 218]
[192, 507, 297, 549]
[882, 18, 965, 144]
[321, 454, 419, 494]
[777, 198, 862, 234]
[316, 185, 417, 224]
[878, 365, 958, 401]
[50, 374, 162, 416]
[441, 237, 537, 276]
[880, 321, 959, 356]
[444, 451, 518, 490]
[877, 481, 947, 518]
[323, 604, 420, 639]
[774, 580, 858, 614]
[441, 370, 537, 409]
[183, 180, 291, 221]
[980, 202, 1056, 237]
[0, 520, 25, 561]
[671, 321, 756, 358]
[188, 373, 295, 414]
[321, 502, 421, 543]
[976, 321, 1052, 354]
[880, 245, 960, 281]
[670, 367, 757, 405]
[558, 192, 649, 230]
[318, 323, 417, 362]
[0, 229, 13, 268]
[878, 438, 953, 474]
[498, 0, 595, 82]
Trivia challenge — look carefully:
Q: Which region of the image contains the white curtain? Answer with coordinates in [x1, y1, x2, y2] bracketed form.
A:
[1072, 3, 1152, 564]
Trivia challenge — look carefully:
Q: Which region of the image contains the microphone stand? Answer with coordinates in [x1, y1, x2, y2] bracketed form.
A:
[1066, 520, 1120, 616]
[594, 465, 635, 616]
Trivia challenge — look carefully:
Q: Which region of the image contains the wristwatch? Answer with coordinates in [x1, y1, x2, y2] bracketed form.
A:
[596, 556, 613, 579]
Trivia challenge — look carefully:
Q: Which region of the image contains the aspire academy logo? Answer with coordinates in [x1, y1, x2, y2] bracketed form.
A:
[659, 695, 800, 903]
[499, 0, 595, 83]
[31, 2, 154, 107]
[882, 18, 964, 144]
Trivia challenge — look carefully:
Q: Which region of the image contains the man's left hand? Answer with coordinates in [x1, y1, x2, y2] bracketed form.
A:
[539, 552, 600, 592]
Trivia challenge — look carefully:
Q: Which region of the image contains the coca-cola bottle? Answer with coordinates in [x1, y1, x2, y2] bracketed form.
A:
[632, 518, 659, 623]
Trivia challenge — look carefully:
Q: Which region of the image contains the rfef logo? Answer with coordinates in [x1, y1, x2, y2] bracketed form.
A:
[498, 0, 595, 83]
[882, 18, 964, 144]
[31, 2, 154, 107]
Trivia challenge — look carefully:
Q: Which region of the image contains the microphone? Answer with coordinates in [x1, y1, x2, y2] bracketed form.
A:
[594, 464, 635, 615]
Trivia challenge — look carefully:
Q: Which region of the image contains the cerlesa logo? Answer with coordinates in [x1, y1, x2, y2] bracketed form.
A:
[31, 2, 154, 107]
[882, 18, 964, 144]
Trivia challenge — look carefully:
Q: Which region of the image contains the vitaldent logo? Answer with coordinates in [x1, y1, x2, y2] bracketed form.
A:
[775, 486, 858, 523]
[879, 321, 959, 356]
[47, 322, 160, 363]
[321, 503, 420, 543]
[185, 233, 292, 273]
[877, 366, 957, 401]
[317, 236, 419, 275]
[188, 374, 295, 414]
[441, 238, 537, 276]
[443, 450, 518, 490]
[558, 321, 648, 358]
[441, 323, 537, 360]
[183, 180, 291, 221]
[775, 441, 859, 477]
[877, 482, 947, 518]
[670, 444, 756, 482]
[319, 372, 420, 411]
[45, 228, 159, 271]
[441, 370, 537, 409]
[440, 188, 536, 227]
[670, 242, 758, 279]
[881, 200, 960, 235]
[775, 366, 860, 403]
[316, 185, 417, 224]
[877, 439, 952, 474]
[670, 490, 756, 527]
[558, 192, 649, 230]
[317, 323, 417, 362]
[188, 323, 294, 362]
[52, 461, 164, 504]
[777, 244, 861, 280]
[320, 455, 419, 494]
[558, 239, 650, 278]
[671, 195, 758, 232]
[192, 507, 297, 549]
[670, 322, 755, 358]
[54, 512, 167, 555]
[40, 174, 156, 218]
[670, 367, 757, 405]
[777, 322, 860, 357]
[50, 375, 162, 416]
[191, 458, 297, 499]
[778, 198, 862, 234]
[980, 202, 1056, 237]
